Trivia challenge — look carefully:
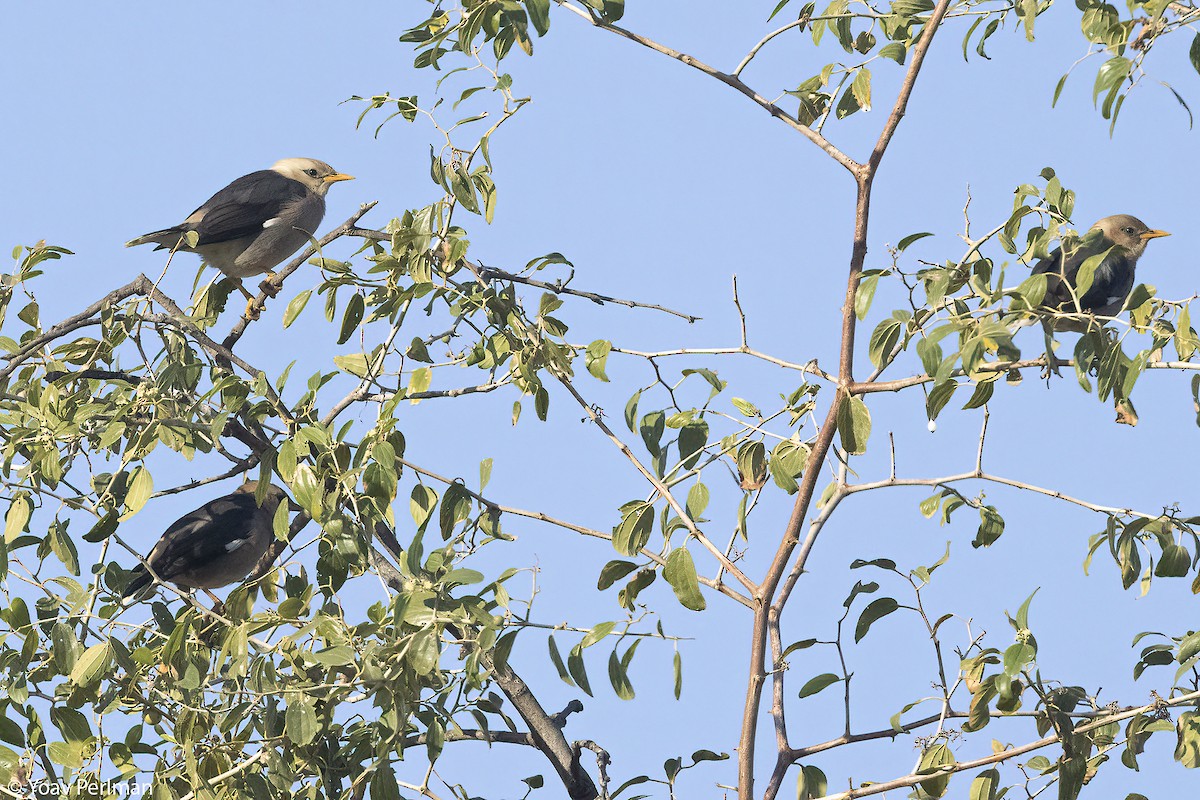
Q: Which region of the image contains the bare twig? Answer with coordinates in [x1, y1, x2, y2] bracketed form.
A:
[813, 689, 1200, 800]
[557, 1, 860, 174]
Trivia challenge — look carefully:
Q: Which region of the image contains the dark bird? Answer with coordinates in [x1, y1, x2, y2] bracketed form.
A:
[122, 481, 288, 600]
[126, 158, 354, 316]
[1027, 214, 1169, 331]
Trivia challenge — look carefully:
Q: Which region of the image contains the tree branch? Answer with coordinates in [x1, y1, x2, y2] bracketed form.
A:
[556, 1, 860, 174]
[744, 2, 956, 796]
[221, 201, 379, 352]
[813, 689, 1200, 800]
[555, 373, 757, 593]
[345, 227, 701, 322]
[370, 522, 600, 800]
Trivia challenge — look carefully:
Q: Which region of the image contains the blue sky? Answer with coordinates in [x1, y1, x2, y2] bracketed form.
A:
[3, 1, 1200, 798]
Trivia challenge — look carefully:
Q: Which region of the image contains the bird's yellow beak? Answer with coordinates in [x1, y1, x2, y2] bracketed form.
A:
[323, 173, 355, 184]
[1141, 229, 1170, 240]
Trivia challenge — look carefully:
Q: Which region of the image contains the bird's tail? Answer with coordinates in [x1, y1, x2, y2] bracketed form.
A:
[121, 566, 153, 599]
[125, 228, 185, 250]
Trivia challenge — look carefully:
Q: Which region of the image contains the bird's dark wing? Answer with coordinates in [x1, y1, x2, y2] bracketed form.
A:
[1029, 232, 1125, 313]
[189, 171, 309, 246]
[1029, 246, 1073, 309]
[1076, 250, 1135, 313]
[145, 493, 262, 583]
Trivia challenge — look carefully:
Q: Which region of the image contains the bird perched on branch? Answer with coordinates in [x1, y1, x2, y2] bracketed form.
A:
[122, 481, 289, 601]
[1024, 214, 1169, 331]
[126, 158, 354, 317]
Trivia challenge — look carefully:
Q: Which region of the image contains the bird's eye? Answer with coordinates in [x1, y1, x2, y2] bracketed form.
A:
[1123, 227, 1136, 234]
[304, 168, 320, 178]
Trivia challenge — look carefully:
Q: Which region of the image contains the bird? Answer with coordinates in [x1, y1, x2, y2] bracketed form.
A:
[1024, 214, 1169, 332]
[122, 481, 289, 601]
[126, 158, 354, 317]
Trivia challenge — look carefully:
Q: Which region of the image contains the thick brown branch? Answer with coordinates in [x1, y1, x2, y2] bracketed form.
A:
[861, 0, 954, 177]
[744, 3, 955, 797]
[0, 280, 148, 382]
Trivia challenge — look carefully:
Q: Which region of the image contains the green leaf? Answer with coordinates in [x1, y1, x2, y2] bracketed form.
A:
[333, 353, 370, 377]
[370, 765, 403, 800]
[1014, 588, 1038, 630]
[677, 420, 709, 470]
[796, 765, 828, 800]
[878, 42, 906, 64]
[409, 484, 438, 530]
[585, 339, 612, 381]
[968, 768, 999, 800]
[581, 621, 616, 649]
[961, 380, 993, 410]
[50, 622, 79, 675]
[736, 441, 768, 490]
[1002, 642, 1036, 676]
[4, 495, 31, 543]
[1093, 56, 1130, 105]
[83, 512, 118, 543]
[837, 396, 872, 455]
[731, 397, 760, 417]
[835, 85, 860, 119]
[47, 741, 82, 769]
[782, 639, 818, 658]
[526, 0, 551, 36]
[663, 547, 706, 611]
[1156, 543, 1190, 577]
[567, 646, 593, 696]
[548, 635, 574, 686]
[686, 482, 710, 519]
[640, 411, 665, 456]
[69, 641, 112, 689]
[597, 560, 638, 590]
[125, 467, 153, 515]
[926, 381, 957, 421]
[1191, 34, 1200, 75]
[624, 389, 642, 433]
[47, 521, 79, 575]
[855, 597, 898, 642]
[898, 232, 933, 251]
[407, 336, 433, 363]
[856, 273, 881, 320]
[337, 293, 365, 344]
[798, 673, 841, 698]
[612, 502, 654, 556]
[973, 505, 1005, 548]
[917, 743, 956, 798]
[868, 317, 903, 368]
[283, 289, 312, 328]
[607, 647, 635, 699]
[1177, 710, 1200, 767]
[0, 745, 19, 784]
[851, 67, 872, 111]
[1177, 305, 1197, 360]
[768, 0, 796, 21]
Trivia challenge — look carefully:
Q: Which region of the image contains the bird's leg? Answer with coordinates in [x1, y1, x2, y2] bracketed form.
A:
[203, 588, 225, 609]
[1039, 323, 1060, 381]
[232, 280, 263, 320]
[258, 271, 281, 298]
